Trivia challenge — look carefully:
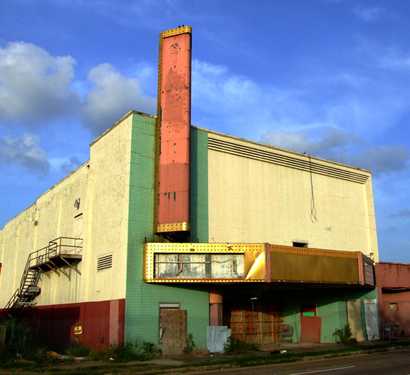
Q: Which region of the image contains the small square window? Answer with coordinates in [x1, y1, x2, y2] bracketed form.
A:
[74, 198, 81, 210]
[388, 303, 398, 311]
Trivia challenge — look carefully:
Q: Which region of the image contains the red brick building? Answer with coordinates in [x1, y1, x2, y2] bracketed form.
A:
[376, 262, 410, 339]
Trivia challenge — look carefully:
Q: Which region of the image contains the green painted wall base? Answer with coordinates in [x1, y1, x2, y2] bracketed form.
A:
[281, 288, 377, 343]
[125, 114, 209, 349]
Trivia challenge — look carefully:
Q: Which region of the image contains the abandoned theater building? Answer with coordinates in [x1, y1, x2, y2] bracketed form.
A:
[0, 26, 379, 353]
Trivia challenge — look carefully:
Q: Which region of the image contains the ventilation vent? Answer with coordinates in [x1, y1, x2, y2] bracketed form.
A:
[208, 137, 369, 184]
[97, 254, 112, 271]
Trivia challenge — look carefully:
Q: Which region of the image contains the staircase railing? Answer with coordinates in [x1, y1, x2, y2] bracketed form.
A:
[4, 237, 83, 310]
[4, 289, 19, 310]
[27, 237, 83, 269]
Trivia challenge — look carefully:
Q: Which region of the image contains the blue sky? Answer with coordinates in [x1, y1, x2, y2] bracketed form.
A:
[0, 0, 409, 262]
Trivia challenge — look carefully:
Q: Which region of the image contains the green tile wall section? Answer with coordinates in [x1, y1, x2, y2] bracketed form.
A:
[281, 288, 377, 343]
[317, 288, 377, 343]
[125, 114, 209, 348]
[317, 297, 348, 343]
[190, 127, 209, 242]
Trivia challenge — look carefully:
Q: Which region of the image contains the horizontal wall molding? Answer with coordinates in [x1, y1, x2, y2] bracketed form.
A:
[208, 137, 369, 184]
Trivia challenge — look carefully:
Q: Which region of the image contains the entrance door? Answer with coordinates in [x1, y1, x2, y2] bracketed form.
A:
[300, 305, 321, 343]
[159, 307, 187, 355]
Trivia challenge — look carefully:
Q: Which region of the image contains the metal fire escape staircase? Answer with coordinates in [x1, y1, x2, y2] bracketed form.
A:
[4, 237, 83, 310]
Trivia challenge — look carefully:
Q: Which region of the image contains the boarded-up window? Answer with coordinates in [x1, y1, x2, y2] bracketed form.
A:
[97, 254, 112, 271]
[154, 253, 244, 279]
[211, 254, 244, 278]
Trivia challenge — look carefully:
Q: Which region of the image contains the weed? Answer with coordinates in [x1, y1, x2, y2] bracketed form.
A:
[88, 341, 161, 362]
[3, 317, 34, 357]
[333, 324, 356, 344]
[88, 345, 117, 361]
[184, 333, 196, 354]
[224, 337, 259, 353]
[140, 341, 162, 359]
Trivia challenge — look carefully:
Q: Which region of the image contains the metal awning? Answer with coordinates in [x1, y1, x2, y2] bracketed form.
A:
[143, 242, 374, 287]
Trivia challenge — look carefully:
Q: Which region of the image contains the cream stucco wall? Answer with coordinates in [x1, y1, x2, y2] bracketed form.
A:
[0, 165, 88, 307]
[207, 133, 379, 261]
[0, 113, 134, 307]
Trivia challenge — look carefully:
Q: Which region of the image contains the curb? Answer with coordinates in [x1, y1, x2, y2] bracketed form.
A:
[155, 346, 410, 375]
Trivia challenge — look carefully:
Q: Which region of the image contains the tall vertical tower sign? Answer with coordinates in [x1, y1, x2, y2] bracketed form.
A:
[156, 26, 192, 233]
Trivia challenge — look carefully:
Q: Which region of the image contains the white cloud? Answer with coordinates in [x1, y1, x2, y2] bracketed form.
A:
[82, 63, 155, 134]
[261, 127, 352, 156]
[192, 54, 410, 146]
[0, 42, 157, 134]
[49, 155, 82, 174]
[379, 51, 410, 70]
[0, 134, 49, 174]
[350, 145, 410, 175]
[0, 42, 408, 178]
[192, 59, 313, 137]
[261, 127, 410, 175]
[0, 42, 78, 123]
[353, 6, 384, 22]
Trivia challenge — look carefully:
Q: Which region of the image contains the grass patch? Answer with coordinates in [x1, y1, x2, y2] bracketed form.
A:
[88, 341, 161, 362]
[224, 338, 259, 353]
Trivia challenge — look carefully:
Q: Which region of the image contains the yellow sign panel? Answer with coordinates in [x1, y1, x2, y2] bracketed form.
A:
[268, 244, 361, 285]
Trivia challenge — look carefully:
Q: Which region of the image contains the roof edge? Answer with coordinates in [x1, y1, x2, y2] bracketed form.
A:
[89, 110, 372, 174]
[89, 110, 156, 147]
[194, 124, 372, 175]
[377, 261, 410, 267]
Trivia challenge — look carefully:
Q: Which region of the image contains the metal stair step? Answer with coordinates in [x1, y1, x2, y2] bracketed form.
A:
[5, 236, 83, 310]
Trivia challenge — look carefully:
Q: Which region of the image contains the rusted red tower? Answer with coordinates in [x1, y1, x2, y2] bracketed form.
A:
[155, 25, 192, 235]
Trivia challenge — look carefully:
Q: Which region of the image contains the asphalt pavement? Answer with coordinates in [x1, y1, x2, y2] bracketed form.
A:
[196, 349, 410, 375]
